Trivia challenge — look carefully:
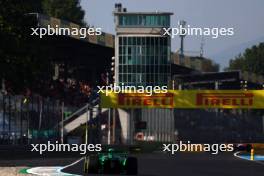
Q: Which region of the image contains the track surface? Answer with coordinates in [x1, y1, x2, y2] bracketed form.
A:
[63, 152, 264, 176]
[0, 151, 264, 176]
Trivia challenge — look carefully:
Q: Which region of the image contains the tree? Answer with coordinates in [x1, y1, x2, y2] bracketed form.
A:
[0, 0, 41, 92]
[226, 43, 264, 76]
[202, 59, 220, 72]
[42, 0, 85, 25]
[0, 0, 86, 93]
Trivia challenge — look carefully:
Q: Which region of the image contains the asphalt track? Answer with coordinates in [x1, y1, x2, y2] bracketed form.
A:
[1, 151, 264, 176]
[62, 152, 264, 176]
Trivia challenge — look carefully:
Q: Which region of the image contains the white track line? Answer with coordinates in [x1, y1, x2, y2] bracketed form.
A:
[234, 151, 264, 165]
[27, 157, 84, 176]
[58, 157, 84, 175]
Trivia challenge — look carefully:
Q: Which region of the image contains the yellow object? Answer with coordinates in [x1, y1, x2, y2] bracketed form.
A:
[100, 90, 264, 109]
[250, 149, 254, 161]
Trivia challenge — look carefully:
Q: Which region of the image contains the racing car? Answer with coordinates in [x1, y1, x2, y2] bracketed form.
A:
[84, 148, 138, 175]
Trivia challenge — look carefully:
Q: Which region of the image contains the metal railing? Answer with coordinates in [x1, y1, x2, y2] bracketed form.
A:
[0, 93, 61, 144]
[59, 97, 100, 126]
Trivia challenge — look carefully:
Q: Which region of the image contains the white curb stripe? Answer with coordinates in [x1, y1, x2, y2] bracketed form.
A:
[26, 157, 84, 176]
[234, 151, 264, 165]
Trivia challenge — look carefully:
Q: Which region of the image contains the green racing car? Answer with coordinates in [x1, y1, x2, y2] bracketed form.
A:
[84, 148, 138, 175]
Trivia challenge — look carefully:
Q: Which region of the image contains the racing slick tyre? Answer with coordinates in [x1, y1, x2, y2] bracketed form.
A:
[103, 159, 121, 174]
[86, 155, 99, 174]
[126, 157, 138, 175]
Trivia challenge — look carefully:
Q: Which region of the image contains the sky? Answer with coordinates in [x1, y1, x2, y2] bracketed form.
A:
[80, 0, 264, 68]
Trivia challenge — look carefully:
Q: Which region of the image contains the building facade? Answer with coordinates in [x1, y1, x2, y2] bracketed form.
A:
[114, 4, 175, 143]
[115, 10, 172, 87]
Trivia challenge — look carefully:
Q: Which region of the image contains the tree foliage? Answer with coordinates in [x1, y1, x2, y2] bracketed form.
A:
[0, 0, 85, 93]
[203, 60, 220, 72]
[42, 0, 85, 25]
[226, 43, 264, 76]
[0, 0, 39, 92]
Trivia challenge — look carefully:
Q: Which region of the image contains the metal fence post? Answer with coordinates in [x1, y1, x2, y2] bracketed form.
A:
[61, 101, 64, 144]
[3, 94, 6, 138]
[85, 104, 89, 144]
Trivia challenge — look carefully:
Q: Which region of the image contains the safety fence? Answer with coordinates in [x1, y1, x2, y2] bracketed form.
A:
[0, 93, 63, 144]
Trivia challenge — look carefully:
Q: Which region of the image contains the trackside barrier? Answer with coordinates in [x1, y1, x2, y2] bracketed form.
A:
[101, 90, 264, 109]
[252, 143, 264, 150]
